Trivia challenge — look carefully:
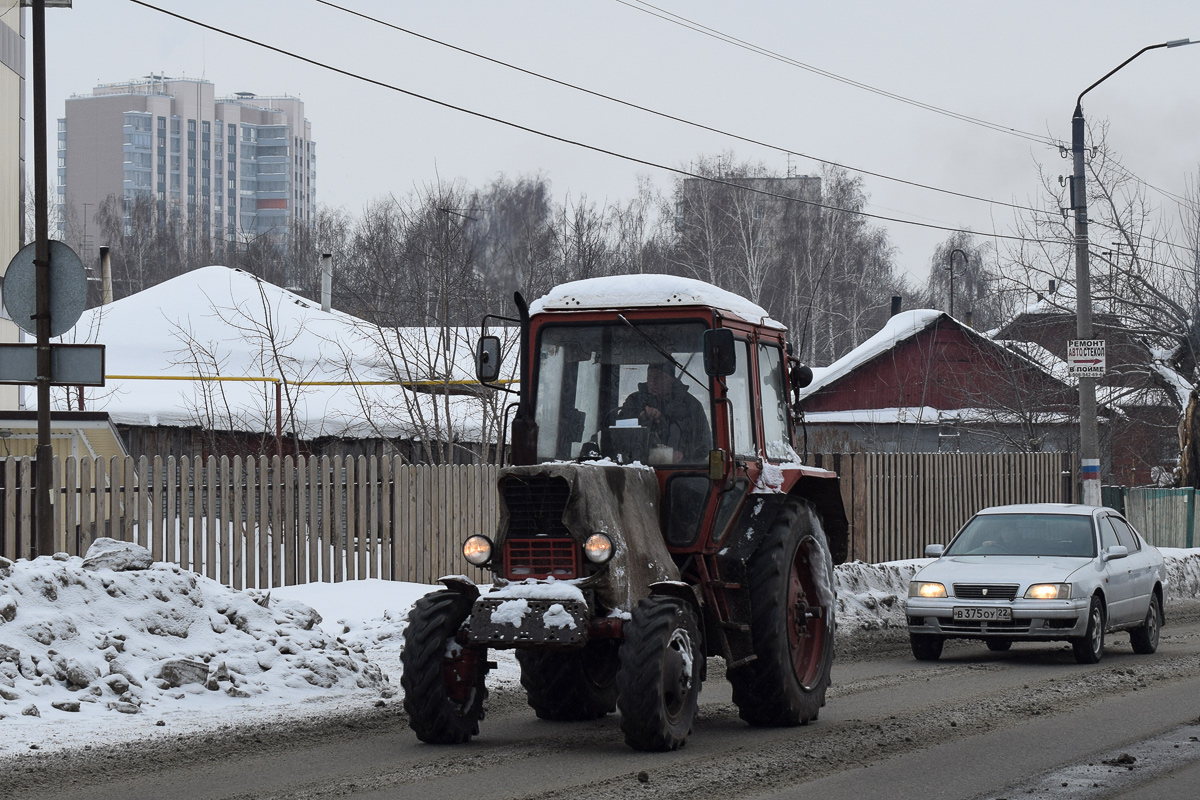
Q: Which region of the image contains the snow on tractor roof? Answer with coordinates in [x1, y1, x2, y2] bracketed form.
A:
[529, 275, 784, 329]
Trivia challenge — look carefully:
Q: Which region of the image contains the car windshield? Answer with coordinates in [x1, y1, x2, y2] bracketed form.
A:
[534, 322, 713, 465]
[944, 513, 1096, 558]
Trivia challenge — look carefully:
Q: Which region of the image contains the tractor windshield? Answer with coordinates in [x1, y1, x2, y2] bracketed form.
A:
[534, 321, 713, 465]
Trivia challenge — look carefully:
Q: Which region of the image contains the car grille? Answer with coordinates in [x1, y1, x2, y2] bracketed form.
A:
[953, 583, 1019, 600]
[503, 537, 578, 580]
[938, 618, 1032, 634]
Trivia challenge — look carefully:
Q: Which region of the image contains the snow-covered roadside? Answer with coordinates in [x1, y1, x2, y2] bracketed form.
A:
[3, 541, 1200, 759]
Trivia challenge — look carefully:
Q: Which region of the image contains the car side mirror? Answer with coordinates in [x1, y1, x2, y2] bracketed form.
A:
[1103, 544, 1128, 561]
[476, 335, 502, 383]
[703, 329, 736, 376]
[924, 544, 945, 558]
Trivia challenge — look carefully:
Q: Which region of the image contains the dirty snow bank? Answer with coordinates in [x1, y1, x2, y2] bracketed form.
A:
[0, 541, 386, 733]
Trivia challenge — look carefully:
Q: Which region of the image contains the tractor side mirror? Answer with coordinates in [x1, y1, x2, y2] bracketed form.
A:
[708, 449, 726, 482]
[703, 329, 736, 376]
[789, 362, 813, 391]
[476, 335, 502, 383]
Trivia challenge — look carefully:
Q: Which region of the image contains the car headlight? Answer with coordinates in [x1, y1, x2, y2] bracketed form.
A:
[462, 535, 493, 566]
[583, 533, 614, 564]
[909, 581, 947, 598]
[1024, 583, 1070, 600]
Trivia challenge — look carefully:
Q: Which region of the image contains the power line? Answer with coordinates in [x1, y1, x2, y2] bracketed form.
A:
[313, 0, 1050, 217]
[616, 0, 1055, 147]
[128, 0, 1050, 245]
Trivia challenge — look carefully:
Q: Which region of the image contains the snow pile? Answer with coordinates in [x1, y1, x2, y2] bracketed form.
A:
[835, 558, 928, 631]
[0, 541, 385, 725]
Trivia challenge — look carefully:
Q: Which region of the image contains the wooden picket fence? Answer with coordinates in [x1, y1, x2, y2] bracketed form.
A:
[811, 451, 1076, 563]
[0, 455, 498, 588]
[2, 451, 1080, 585]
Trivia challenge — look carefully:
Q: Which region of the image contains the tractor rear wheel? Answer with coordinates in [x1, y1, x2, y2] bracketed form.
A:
[616, 596, 702, 751]
[400, 590, 488, 744]
[518, 639, 621, 720]
[729, 498, 835, 727]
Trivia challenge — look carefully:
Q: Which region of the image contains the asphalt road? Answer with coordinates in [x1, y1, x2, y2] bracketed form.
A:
[7, 606, 1200, 800]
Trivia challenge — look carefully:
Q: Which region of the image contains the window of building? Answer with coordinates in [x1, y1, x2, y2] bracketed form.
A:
[215, 121, 223, 140]
[171, 118, 181, 134]
[188, 119, 196, 132]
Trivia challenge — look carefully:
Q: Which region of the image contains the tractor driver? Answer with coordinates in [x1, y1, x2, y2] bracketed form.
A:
[617, 361, 710, 463]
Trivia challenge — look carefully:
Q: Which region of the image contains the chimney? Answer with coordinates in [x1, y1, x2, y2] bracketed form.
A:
[964, 309, 974, 328]
[890, 295, 902, 317]
[320, 253, 332, 312]
[1048, 279, 1057, 294]
[100, 246, 113, 305]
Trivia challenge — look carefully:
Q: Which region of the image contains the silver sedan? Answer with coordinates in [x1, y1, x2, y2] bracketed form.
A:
[906, 503, 1165, 664]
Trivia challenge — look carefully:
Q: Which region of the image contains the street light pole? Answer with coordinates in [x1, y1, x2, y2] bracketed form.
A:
[1071, 37, 1196, 507]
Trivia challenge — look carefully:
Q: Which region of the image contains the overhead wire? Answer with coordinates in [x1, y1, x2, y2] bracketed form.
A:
[126, 0, 1043, 244]
[615, 0, 1055, 146]
[313, 0, 1052, 217]
[621, 0, 1200, 225]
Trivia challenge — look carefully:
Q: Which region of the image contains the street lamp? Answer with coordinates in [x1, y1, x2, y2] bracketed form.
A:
[947, 248, 967, 319]
[1071, 38, 1196, 506]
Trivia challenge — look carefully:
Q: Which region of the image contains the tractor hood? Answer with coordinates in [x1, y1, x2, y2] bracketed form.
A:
[497, 461, 680, 614]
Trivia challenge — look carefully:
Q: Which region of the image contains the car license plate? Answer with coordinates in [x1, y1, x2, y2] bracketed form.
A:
[953, 606, 1012, 621]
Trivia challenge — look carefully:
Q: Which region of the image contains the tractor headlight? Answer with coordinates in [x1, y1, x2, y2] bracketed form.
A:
[909, 581, 947, 598]
[462, 535, 493, 566]
[1024, 583, 1070, 600]
[583, 533, 614, 564]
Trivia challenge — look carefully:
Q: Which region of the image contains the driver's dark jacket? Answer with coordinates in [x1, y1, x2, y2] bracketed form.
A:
[617, 378, 710, 462]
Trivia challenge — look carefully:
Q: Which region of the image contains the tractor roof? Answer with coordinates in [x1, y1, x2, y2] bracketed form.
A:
[529, 274, 784, 329]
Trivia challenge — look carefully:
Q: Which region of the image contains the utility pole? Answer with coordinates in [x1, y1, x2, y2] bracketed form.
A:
[1071, 38, 1196, 506]
[32, 0, 53, 557]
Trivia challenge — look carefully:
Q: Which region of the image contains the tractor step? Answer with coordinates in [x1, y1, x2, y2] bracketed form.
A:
[707, 580, 742, 590]
[727, 654, 758, 669]
[720, 621, 751, 632]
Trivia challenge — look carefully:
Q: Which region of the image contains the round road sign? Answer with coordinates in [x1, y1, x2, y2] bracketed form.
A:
[2, 240, 88, 337]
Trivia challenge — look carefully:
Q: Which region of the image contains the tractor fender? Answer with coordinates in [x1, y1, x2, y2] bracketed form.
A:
[438, 575, 481, 600]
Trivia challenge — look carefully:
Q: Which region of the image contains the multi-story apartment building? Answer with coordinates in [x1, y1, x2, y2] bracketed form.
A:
[58, 76, 315, 255]
[0, 3, 24, 410]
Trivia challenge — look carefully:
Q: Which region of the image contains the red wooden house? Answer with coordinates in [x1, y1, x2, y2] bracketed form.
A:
[797, 310, 1079, 455]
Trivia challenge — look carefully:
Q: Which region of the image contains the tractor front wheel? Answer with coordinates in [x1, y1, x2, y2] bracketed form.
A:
[400, 590, 488, 744]
[616, 596, 702, 751]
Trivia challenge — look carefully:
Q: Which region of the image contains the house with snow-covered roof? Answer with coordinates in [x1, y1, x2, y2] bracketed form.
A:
[42, 266, 518, 463]
[796, 309, 1080, 455]
[992, 294, 1182, 486]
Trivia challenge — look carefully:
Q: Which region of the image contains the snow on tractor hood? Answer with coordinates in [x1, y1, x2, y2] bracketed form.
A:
[496, 461, 680, 614]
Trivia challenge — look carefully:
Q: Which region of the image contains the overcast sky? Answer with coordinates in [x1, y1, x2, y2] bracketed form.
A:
[26, 0, 1200, 287]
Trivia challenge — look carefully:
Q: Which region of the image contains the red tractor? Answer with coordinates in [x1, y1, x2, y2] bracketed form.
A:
[401, 275, 847, 751]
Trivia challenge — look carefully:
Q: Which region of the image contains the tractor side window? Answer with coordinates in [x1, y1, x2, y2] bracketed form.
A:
[727, 339, 756, 458]
[757, 344, 792, 461]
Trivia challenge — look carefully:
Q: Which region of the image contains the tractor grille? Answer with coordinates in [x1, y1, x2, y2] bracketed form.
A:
[953, 583, 1019, 600]
[501, 475, 577, 579]
[504, 537, 578, 580]
[502, 475, 571, 538]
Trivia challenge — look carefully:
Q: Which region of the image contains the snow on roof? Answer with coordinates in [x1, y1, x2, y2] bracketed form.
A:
[800, 309, 942, 398]
[1151, 361, 1193, 410]
[802, 407, 1079, 426]
[529, 274, 784, 329]
[45, 266, 516, 441]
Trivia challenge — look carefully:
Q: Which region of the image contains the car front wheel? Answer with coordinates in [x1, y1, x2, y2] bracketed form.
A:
[1072, 597, 1106, 664]
[1129, 593, 1162, 655]
[910, 632, 944, 661]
